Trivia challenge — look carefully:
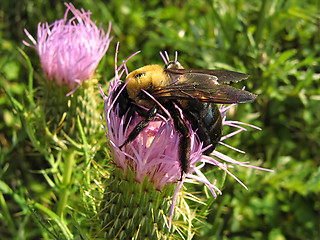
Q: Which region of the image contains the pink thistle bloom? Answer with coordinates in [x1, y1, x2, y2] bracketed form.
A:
[23, 2, 113, 90]
[100, 44, 273, 229]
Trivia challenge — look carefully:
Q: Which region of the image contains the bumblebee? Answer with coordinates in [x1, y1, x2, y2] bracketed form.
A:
[112, 61, 257, 179]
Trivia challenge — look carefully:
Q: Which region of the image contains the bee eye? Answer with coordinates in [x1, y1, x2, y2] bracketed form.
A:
[134, 72, 145, 78]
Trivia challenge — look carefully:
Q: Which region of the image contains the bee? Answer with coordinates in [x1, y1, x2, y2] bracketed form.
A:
[112, 61, 257, 179]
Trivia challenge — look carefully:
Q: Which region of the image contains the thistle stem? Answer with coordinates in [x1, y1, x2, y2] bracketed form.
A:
[57, 149, 75, 218]
[0, 192, 16, 234]
[254, 0, 268, 46]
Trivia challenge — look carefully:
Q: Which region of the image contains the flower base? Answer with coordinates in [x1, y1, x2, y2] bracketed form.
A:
[100, 168, 176, 239]
[40, 79, 101, 142]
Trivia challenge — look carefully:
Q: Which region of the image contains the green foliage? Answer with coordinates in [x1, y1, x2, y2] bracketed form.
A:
[1, 0, 319, 239]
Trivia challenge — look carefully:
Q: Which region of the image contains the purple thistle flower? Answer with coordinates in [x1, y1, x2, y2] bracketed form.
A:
[23, 2, 113, 90]
[100, 44, 273, 229]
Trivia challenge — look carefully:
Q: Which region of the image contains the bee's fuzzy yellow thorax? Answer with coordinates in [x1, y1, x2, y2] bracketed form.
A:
[125, 64, 168, 103]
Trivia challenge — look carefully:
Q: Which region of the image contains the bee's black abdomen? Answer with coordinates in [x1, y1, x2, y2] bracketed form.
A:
[181, 100, 222, 155]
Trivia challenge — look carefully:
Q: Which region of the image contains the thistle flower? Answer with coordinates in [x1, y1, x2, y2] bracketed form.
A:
[21, 4, 113, 218]
[23, 2, 112, 90]
[22, 2, 113, 140]
[100, 44, 272, 238]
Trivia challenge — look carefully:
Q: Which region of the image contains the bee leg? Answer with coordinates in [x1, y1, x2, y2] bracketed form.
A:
[123, 104, 147, 128]
[119, 105, 158, 149]
[178, 132, 191, 181]
[165, 103, 191, 180]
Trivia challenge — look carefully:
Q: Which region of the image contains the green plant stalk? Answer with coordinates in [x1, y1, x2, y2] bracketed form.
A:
[18, 48, 35, 105]
[29, 202, 73, 239]
[0, 192, 16, 234]
[254, 0, 268, 46]
[57, 149, 75, 218]
[210, 4, 232, 46]
[76, 115, 91, 186]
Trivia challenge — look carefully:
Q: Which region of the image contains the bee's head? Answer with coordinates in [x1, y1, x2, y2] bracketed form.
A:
[125, 64, 169, 106]
[166, 61, 184, 70]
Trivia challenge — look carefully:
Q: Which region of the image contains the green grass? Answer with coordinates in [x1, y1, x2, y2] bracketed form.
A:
[1, 0, 319, 239]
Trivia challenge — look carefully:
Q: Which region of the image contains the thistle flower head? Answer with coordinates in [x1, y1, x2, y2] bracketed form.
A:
[23, 2, 113, 90]
[101, 45, 273, 229]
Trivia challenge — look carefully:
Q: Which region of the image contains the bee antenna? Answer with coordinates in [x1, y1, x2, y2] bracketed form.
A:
[159, 51, 168, 65]
[164, 51, 170, 63]
[175, 51, 178, 63]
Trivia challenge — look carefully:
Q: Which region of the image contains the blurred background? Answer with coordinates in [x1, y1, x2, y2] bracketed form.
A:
[1, 0, 319, 239]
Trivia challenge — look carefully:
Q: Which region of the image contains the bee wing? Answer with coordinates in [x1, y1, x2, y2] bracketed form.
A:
[165, 68, 250, 84]
[152, 69, 257, 104]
